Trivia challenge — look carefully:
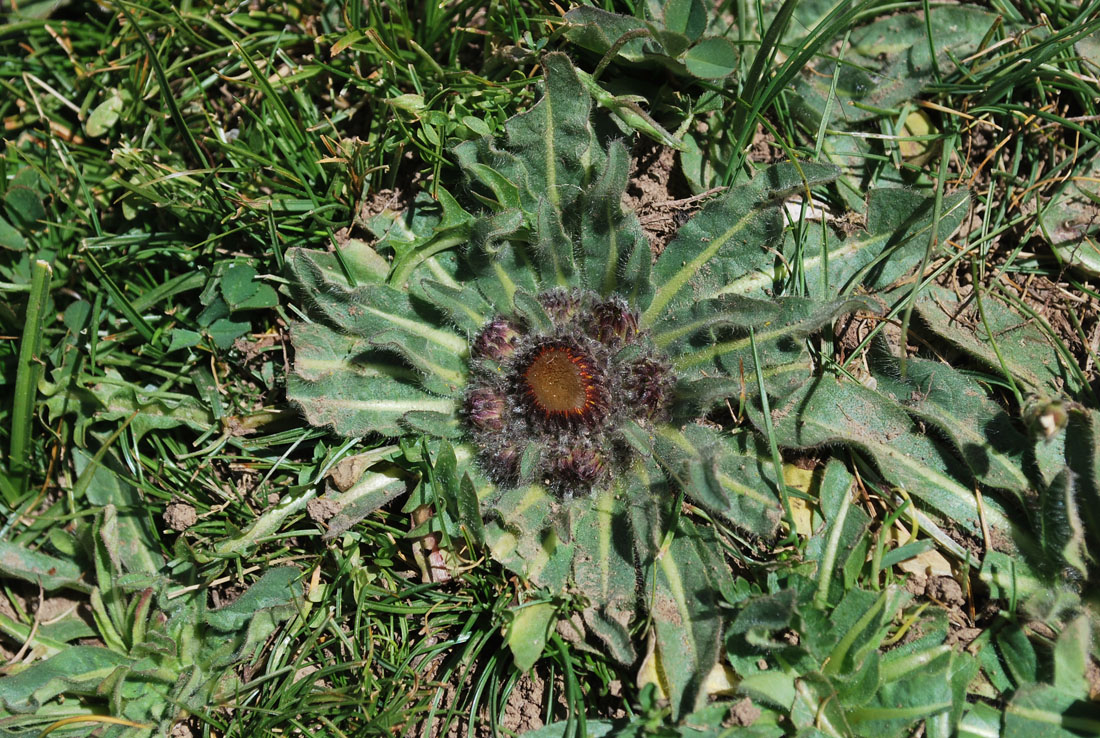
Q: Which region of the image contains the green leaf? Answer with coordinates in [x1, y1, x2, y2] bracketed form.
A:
[0, 541, 89, 593]
[481, 476, 648, 642]
[562, 7, 650, 64]
[285, 243, 387, 292]
[1004, 683, 1100, 738]
[997, 623, 1038, 687]
[518, 720, 617, 738]
[220, 263, 260, 305]
[207, 317, 250, 348]
[212, 487, 317, 560]
[1065, 409, 1100, 552]
[412, 279, 491, 335]
[91, 386, 213, 444]
[792, 7, 1000, 136]
[959, 702, 1009, 738]
[1053, 615, 1091, 699]
[166, 328, 202, 353]
[234, 283, 278, 310]
[511, 288, 553, 334]
[705, 188, 969, 301]
[3, 184, 45, 231]
[534, 196, 574, 287]
[869, 345, 1030, 498]
[849, 649, 956, 736]
[1042, 147, 1100, 276]
[683, 36, 739, 79]
[454, 467, 486, 544]
[755, 375, 1019, 542]
[653, 0, 707, 42]
[205, 567, 301, 632]
[790, 672, 852, 732]
[85, 89, 124, 136]
[979, 550, 1044, 602]
[802, 189, 969, 299]
[289, 249, 467, 394]
[455, 52, 597, 220]
[808, 461, 870, 608]
[288, 322, 456, 437]
[0, 646, 131, 713]
[642, 162, 838, 326]
[481, 483, 574, 596]
[649, 517, 732, 718]
[573, 68, 686, 150]
[648, 423, 782, 537]
[75, 449, 162, 577]
[851, 7, 1006, 110]
[317, 467, 407, 540]
[462, 115, 491, 137]
[506, 601, 556, 671]
[1037, 470, 1087, 579]
[914, 285, 1085, 398]
[569, 485, 641, 662]
[402, 410, 463, 439]
[578, 140, 650, 300]
[10, 259, 50, 482]
[0, 214, 26, 250]
[384, 188, 473, 287]
[660, 294, 868, 401]
[463, 161, 522, 212]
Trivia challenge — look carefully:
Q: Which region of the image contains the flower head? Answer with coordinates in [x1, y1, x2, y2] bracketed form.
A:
[463, 289, 672, 495]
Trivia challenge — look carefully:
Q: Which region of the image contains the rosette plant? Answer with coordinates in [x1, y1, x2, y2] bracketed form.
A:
[287, 54, 867, 713]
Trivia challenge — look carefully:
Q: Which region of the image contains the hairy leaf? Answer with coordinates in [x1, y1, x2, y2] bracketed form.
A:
[75, 449, 161, 576]
[914, 286, 1086, 398]
[0, 542, 89, 594]
[646, 423, 782, 538]
[643, 162, 838, 326]
[318, 468, 407, 540]
[0, 647, 131, 713]
[660, 294, 868, 401]
[650, 518, 732, 718]
[870, 346, 1030, 497]
[288, 321, 456, 437]
[1004, 683, 1100, 738]
[754, 375, 1018, 541]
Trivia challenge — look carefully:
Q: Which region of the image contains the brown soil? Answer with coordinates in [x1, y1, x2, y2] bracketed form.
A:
[623, 139, 714, 257]
[169, 721, 195, 738]
[925, 575, 965, 608]
[305, 496, 340, 524]
[726, 697, 762, 727]
[164, 501, 198, 532]
[747, 124, 786, 166]
[499, 671, 551, 735]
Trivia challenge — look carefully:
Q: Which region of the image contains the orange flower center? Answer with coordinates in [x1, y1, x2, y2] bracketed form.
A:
[523, 346, 594, 416]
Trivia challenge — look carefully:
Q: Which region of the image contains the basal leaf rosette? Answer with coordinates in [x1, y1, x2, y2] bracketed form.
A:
[287, 53, 861, 714]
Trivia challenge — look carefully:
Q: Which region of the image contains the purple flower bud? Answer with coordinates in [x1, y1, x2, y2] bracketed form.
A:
[472, 318, 522, 361]
[538, 289, 583, 325]
[463, 288, 677, 496]
[625, 357, 674, 420]
[492, 443, 520, 485]
[465, 386, 506, 431]
[588, 297, 639, 346]
[553, 446, 605, 488]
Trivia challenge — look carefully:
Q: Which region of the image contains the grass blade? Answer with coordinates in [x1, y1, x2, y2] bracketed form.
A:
[10, 259, 51, 491]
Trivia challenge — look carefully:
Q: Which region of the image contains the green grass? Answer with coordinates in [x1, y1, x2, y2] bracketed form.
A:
[2, 0, 1100, 736]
